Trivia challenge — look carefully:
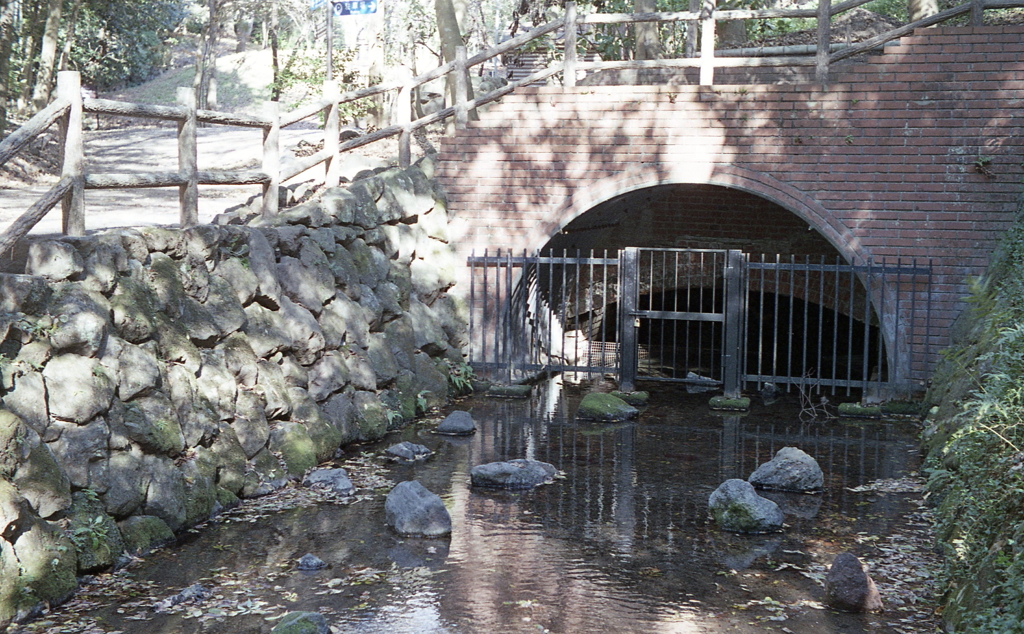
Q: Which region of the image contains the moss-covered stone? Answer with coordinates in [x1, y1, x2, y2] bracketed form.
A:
[576, 392, 639, 422]
[880, 401, 924, 418]
[837, 402, 882, 419]
[271, 611, 330, 634]
[121, 394, 186, 457]
[709, 396, 751, 412]
[117, 515, 175, 556]
[12, 440, 72, 519]
[488, 384, 532, 398]
[289, 388, 342, 462]
[352, 391, 389, 441]
[67, 491, 125, 573]
[10, 514, 78, 614]
[611, 390, 649, 406]
[242, 448, 289, 498]
[268, 422, 318, 478]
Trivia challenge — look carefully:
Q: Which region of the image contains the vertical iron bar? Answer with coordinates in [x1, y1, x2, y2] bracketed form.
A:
[846, 260, 855, 396]
[573, 249, 581, 375]
[699, 252, 706, 377]
[661, 251, 669, 378]
[817, 255, 825, 394]
[723, 250, 743, 398]
[620, 248, 640, 392]
[772, 254, 781, 387]
[673, 251, 680, 380]
[862, 262, 873, 394]
[506, 250, 513, 384]
[601, 250, 609, 373]
[685, 252, 692, 376]
[469, 250, 476, 366]
[561, 249, 569, 375]
[758, 254, 766, 388]
[494, 249, 501, 380]
[482, 249, 489, 376]
[802, 256, 810, 388]
[548, 249, 554, 373]
[787, 254, 795, 384]
[588, 249, 595, 378]
[831, 257, 839, 395]
[646, 251, 654, 376]
[927, 259, 933, 378]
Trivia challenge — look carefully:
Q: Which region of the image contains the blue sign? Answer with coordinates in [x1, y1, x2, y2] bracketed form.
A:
[333, 0, 377, 16]
[310, 0, 325, 10]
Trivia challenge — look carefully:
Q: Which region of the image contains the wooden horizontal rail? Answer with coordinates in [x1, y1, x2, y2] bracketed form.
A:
[85, 171, 184, 188]
[0, 176, 73, 257]
[0, 99, 70, 166]
[198, 169, 270, 185]
[84, 98, 186, 121]
[830, 0, 878, 16]
[576, 55, 815, 70]
[196, 109, 271, 128]
[718, 41, 892, 58]
[84, 169, 271, 189]
[830, 1, 972, 63]
[581, 8, 819, 23]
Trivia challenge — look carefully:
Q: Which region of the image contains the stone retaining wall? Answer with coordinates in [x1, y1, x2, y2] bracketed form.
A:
[0, 158, 465, 626]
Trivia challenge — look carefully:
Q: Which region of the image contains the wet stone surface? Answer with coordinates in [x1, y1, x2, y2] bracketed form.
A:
[11, 380, 940, 634]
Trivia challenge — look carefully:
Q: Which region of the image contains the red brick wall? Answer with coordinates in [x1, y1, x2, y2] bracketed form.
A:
[439, 25, 1024, 385]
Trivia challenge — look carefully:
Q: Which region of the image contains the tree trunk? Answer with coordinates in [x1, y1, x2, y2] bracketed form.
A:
[17, 0, 45, 113]
[634, 0, 661, 60]
[31, 0, 63, 110]
[270, 8, 280, 101]
[193, 0, 223, 111]
[235, 17, 252, 52]
[0, 1, 16, 135]
[435, 0, 476, 121]
[58, 0, 85, 71]
[907, 0, 938, 22]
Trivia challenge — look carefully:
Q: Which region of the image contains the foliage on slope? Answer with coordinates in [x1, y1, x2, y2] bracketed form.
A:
[924, 218, 1024, 632]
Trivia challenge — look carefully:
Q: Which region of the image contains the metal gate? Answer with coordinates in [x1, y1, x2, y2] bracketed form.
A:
[467, 248, 933, 397]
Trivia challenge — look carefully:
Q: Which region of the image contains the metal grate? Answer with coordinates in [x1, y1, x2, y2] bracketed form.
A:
[467, 248, 933, 397]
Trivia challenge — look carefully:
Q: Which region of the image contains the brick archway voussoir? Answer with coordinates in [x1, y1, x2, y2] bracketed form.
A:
[523, 162, 868, 266]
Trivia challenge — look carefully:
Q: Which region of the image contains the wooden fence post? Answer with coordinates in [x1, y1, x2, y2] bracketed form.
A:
[176, 86, 198, 227]
[454, 46, 469, 130]
[699, 0, 716, 86]
[816, 0, 831, 85]
[971, 0, 984, 25]
[396, 67, 413, 168]
[686, 0, 699, 58]
[57, 71, 84, 236]
[323, 80, 340, 188]
[262, 100, 280, 217]
[564, 2, 578, 88]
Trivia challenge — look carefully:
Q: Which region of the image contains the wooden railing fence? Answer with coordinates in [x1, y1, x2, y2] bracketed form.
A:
[0, 0, 1019, 258]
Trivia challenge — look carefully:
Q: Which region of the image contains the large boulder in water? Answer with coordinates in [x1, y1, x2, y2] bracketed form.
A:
[302, 468, 354, 497]
[435, 410, 475, 436]
[385, 481, 451, 537]
[825, 552, 884, 612]
[748, 447, 823, 492]
[708, 479, 784, 534]
[470, 459, 557, 489]
[385, 441, 432, 461]
[576, 392, 638, 422]
[271, 611, 330, 634]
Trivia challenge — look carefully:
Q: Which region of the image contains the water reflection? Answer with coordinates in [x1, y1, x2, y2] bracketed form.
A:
[79, 379, 920, 634]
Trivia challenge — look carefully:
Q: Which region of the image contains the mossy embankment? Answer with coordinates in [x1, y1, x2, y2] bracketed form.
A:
[923, 214, 1024, 632]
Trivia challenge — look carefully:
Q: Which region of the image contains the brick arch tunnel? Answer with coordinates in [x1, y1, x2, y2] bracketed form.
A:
[529, 181, 901, 395]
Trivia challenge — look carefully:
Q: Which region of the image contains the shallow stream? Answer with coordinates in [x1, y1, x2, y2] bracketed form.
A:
[19, 379, 937, 634]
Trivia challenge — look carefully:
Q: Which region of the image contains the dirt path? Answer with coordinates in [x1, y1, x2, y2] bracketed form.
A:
[0, 125, 387, 237]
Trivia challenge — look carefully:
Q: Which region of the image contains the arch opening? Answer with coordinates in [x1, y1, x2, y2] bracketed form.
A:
[533, 184, 894, 398]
